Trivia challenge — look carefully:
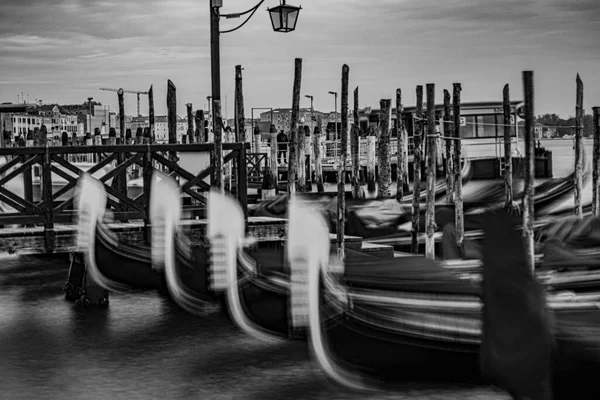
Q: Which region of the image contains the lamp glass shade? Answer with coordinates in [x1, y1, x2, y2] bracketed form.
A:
[267, 3, 301, 33]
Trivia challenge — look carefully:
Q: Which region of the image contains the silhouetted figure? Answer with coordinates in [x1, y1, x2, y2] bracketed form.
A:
[276, 130, 288, 165]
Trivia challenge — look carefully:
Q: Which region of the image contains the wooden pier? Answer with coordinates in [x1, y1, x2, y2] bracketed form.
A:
[0, 142, 390, 256]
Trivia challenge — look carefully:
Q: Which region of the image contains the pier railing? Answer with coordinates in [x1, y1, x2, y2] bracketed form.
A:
[0, 143, 249, 252]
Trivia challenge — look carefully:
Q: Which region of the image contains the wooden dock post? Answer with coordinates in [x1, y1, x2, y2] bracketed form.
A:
[314, 122, 324, 193]
[135, 127, 143, 144]
[195, 110, 202, 144]
[351, 86, 363, 199]
[425, 84, 437, 260]
[410, 85, 424, 254]
[503, 84, 517, 212]
[377, 99, 392, 199]
[396, 89, 408, 202]
[186, 103, 194, 144]
[288, 58, 303, 198]
[149, 85, 155, 143]
[522, 71, 535, 271]
[235, 65, 246, 143]
[297, 122, 306, 193]
[118, 88, 125, 141]
[108, 127, 116, 145]
[167, 80, 178, 165]
[269, 124, 278, 192]
[574, 73, 584, 217]
[304, 125, 312, 192]
[212, 98, 224, 191]
[224, 126, 232, 192]
[593, 107, 600, 216]
[337, 64, 350, 259]
[366, 131, 376, 195]
[116, 88, 127, 205]
[452, 83, 464, 252]
[443, 90, 454, 204]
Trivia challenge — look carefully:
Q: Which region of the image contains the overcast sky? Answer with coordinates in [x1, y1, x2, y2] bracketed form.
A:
[1, 0, 599, 119]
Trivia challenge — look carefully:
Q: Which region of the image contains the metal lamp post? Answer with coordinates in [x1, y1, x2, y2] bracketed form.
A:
[209, 0, 302, 192]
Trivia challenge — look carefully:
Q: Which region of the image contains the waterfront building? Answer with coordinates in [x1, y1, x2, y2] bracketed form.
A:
[130, 115, 189, 143]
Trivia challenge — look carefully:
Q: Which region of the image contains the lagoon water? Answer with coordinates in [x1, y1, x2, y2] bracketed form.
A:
[0, 139, 583, 400]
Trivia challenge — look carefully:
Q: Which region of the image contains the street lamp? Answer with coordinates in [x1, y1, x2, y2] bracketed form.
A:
[268, 1, 302, 32]
[304, 94, 314, 134]
[328, 91, 338, 144]
[210, 0, 302, 192]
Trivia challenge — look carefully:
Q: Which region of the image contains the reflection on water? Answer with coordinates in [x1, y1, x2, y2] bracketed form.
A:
[0, 256, 510, 400]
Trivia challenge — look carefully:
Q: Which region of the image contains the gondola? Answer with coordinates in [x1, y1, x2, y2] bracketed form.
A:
[287, 200, 600, 398]
[248, 158, 474, 221]
[204, 190, 600, 349]
[162, 190, 386, 339]
[251, 156, 586, 244]
[71, 172, 213, 309]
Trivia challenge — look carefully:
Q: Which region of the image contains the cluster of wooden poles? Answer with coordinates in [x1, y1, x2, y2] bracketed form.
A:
[274, 63, 600, 270]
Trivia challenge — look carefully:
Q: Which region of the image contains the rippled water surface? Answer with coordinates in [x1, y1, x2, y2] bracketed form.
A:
[0, 256, 512, 400]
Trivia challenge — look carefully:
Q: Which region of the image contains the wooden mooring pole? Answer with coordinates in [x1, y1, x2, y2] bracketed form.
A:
[443, 89, 454, 204]
[118, 88, 125, 141]
[195, 110, 203, 144]
[167, 80, 178, 164]
[396, 88, 407, 202]
[410, 85, 424, 254]
[270, 124, 278, 193]
[224, 127, 232, 192]
[593, 107, 600, 216]
[377, 99, 392, 199]
[425, 84, 437, 260]
[186, 103, 194, 144]
[337, 64, 349, 259]
[503, 84, 516, 212]
[314, 122, 324, 193]
[288, 58, 303, 198]
[235, 65, 245, 143]
[574, 73, 584, 217]
[149, 85, 155, 143]
[366, 131, 376, 195]
[116, 88, 127, 205]
[452, 83, 464, 253]
[351, 86, 363, 199]
[522, 71, 535, 271]
[213, 99, 224, 192]
[297, 121, 306, 193]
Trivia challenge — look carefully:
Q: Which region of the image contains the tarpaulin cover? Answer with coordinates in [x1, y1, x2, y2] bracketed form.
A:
[480, 211, 554, 399]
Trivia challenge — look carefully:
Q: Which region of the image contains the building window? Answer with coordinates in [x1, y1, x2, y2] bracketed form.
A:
[460, 116, 476, 139]
[476, 115, 496, 138]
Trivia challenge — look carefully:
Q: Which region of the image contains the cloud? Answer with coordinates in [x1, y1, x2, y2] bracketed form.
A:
[0, 0, 598, 118]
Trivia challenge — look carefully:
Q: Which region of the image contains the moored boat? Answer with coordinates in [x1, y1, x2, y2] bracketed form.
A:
[72, 172, 208, 307]
[287, 200, 600, 397]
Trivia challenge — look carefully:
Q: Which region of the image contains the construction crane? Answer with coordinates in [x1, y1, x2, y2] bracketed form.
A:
[99, 87, 149, 116]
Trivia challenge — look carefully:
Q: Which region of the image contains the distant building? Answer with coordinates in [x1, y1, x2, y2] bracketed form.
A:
[259, 108, 328, 135]
[534, 123, 557, 138]
[2, 101, 117, 140]
[130, 115, 189, 143]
